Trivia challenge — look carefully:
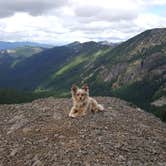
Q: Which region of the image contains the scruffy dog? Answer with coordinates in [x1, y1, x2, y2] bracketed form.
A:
[69, 84, 104, 117]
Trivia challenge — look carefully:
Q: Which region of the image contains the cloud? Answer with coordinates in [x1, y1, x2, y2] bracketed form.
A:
[0, 0, 166, 44]
[144, 0, 166, 5]
[74, 6, 138, 23]
[135, 13, 166, 29]
[0, 0, 68, 18]
[73, 0, 140, 22]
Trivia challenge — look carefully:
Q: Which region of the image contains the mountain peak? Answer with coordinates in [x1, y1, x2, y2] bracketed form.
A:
[0, 97, 166, 165]
[66, 41, 81, 47]
[0, 41, 53, 50]
[98, 40, 119, 46]
[125, 28, 166, 47]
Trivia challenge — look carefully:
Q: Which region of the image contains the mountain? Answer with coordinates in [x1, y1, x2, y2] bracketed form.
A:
[0, 46, 45, 84]
[0, 41, 53, 50]
[41, 28, 165, 120]
[0, 28, 165, 120]
[0, 46, 45, 58]
[0, 46, 45, 67]
[0, 97, 166, 165]
[39, 28, 166, 96]
[0, 41, 110, 90]
[98, 40, 120, 46]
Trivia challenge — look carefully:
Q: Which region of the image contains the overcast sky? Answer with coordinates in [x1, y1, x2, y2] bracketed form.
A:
[0, 0, 166, 45]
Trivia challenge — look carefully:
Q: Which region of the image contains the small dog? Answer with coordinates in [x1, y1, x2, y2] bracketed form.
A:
[69, 84, 104, 117]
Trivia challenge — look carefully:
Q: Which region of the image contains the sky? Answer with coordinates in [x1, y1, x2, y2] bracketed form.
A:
[0, 0, 166, 45]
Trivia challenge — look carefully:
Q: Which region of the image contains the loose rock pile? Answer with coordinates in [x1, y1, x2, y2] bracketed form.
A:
[0, 97, 166, 165]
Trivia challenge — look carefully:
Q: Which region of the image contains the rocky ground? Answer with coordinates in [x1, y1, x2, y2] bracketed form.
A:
[151, 96, 166, 107]
[0, 97, 166, 166]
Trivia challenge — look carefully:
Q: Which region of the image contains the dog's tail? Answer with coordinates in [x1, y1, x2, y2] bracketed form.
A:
[98, 104, 104, 111]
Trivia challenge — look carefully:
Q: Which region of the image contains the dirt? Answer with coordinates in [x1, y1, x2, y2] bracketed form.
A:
[0, 97, 166, 166]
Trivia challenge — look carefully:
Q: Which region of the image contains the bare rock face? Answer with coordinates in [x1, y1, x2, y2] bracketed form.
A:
[151, 96, 166, 107]
[99, 64, 128, 82]
[0, 97, 166, 166]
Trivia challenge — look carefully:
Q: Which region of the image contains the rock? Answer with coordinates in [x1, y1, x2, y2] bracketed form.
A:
[53, 111, 62, 120]
[22, 127, 31, 134]
[8, 114, 23, 123]
[0, 97, 165, 165]
[10, 148, 18, 156]
[32, 155, 42, 166]
[7, 117, 28, 134]
[151, 96, 166, 107]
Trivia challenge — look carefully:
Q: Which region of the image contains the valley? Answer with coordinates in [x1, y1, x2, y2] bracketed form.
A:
[0, 28, 165, 121]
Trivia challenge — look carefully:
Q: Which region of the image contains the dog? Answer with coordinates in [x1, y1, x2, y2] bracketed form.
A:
[69, 84, 104, 117]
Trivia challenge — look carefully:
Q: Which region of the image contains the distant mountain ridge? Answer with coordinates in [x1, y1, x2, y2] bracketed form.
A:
[5, 41, 110, 90]
[0, 41, 53, 50]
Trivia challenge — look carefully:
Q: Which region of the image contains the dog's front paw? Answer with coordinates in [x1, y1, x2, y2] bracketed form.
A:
[69, 112, 76, 118]
[98, 104, 104, 111]
[69, 114, 75, 118]
[69, 108, 78, 118]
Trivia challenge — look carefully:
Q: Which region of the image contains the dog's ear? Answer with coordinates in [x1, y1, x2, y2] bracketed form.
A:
[71, 84, 78, 94]
[82, 84, 89, 92]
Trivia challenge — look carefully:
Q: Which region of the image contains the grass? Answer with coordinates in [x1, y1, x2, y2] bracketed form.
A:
[92, 48, 112, 60]
[52, 54, 88, 78]
[13, 46, 43, 58]
[0, 89, 53, 104]
[10, 60, 20, 68]
[52, 48, 112, 78]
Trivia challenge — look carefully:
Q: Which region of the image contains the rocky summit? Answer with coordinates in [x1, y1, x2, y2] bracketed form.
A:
[0, 97, 166, 166]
